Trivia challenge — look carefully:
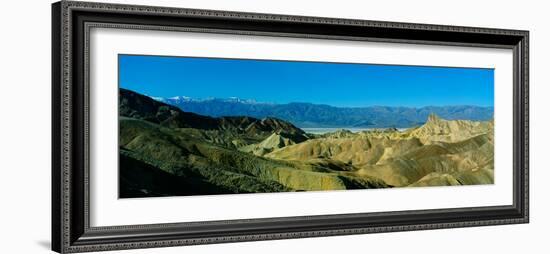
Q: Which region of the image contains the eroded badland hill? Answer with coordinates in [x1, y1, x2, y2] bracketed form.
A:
[119, 88, 494, 198]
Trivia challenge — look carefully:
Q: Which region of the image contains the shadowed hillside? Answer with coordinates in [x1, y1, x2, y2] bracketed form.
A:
[119, 88, 494, 198]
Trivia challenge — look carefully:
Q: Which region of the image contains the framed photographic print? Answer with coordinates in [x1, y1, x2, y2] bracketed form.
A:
[52, 1, 529, 253]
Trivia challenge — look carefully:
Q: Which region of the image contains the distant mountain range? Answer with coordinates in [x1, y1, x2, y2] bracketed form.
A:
[152, 95, 493, 128]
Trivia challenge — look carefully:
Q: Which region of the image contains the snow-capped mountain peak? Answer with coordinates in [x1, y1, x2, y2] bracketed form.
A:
[150, 95, 262, 105]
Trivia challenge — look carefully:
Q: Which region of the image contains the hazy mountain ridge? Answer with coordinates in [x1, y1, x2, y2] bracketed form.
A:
[120, 88, 494, 198]
[153, 95, 493, 128]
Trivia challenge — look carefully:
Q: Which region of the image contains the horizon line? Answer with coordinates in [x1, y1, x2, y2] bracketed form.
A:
[141, 92, 494, 109]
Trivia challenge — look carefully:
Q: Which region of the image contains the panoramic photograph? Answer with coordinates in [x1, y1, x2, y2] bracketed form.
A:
[118, 54, 495, 198]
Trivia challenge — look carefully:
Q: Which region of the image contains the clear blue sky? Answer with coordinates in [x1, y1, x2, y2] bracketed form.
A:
[119, 54, 494, 108]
